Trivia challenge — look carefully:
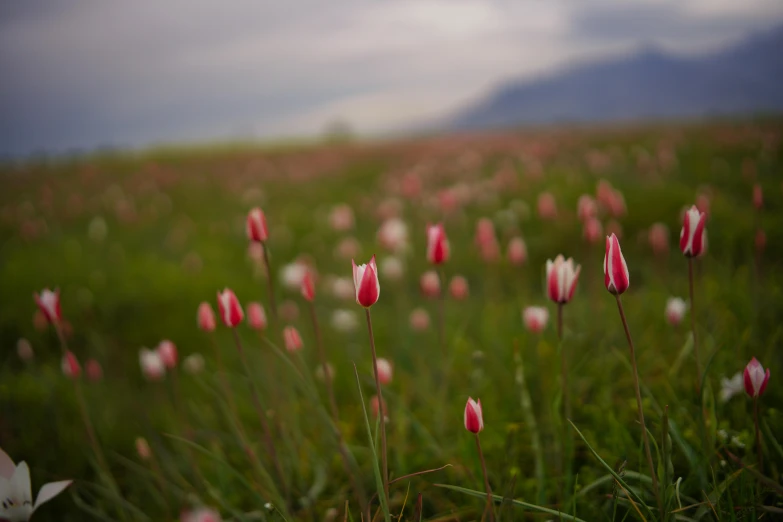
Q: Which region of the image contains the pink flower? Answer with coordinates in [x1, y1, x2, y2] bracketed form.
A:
[380, 257, 404, 281]
[246, 208, 268, 242]
[85, 359, 103, 381]
[753, 184, 763, 210]
[352, 255, 380, 308]
[370, 395, 388, 421]
[604, 234, 630, 295]
[139, 349, 165, 380]
[247, 302, 267, 330]
[217, 289, 244, 328]
[665, 297, 687, 326]
[679, 206, 707, 257]
[61, 351, 81, 379]
[426, 223, 450, 264]
[583, 218, 603, 244]
[376, 358, 393, 385]
[157, 340, 178, 369]
[607, 190, 626, 218]
[648, 223, 670, 256]
[135, 437, 151, 460]
[409, 308, 430, 331]
[545, 255, 581, 304]
[283, 326, 303, 352]
[197, 302, 216, 332]
[522, 306, 549, 334]
[449, 276, 469, 300]
[34, 288, 61, 323]
[577, 194, 597, 222]
[420, 270, 441, 298]
[329, 204, 355, 231]
[743, 357, 770, 398]
[181, 507, 222, 522]
[464, 397, 484, 434]
[301, 270, 316, 302]
[537, 192, 558, 220]
[377, 218, 408, 253]
[506, 237, 527, 266]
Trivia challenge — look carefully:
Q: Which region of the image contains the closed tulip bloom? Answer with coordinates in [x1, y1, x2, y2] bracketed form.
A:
[522, 306, 549, 334]
[753, 184, 763, 210]
[61, 351, 81, 379]
[604, 234, 630, 295]
[157, 340, 178, 369]
[352, 255, 380, 308]
[449, 275, 469, 300]
[246, 208, 268, 242]
[85, 359, 103, 382]
[140, 349, 166, 380]
[34, 288, 61, 323]
[665, 297, 687, 325]
[577, 194, 597, 222]
[283, 326, 303, 352]
[426, 223, 450, 264]
[135, 437, 152, 460]
[181, 507, 223, 522]
[537, 192, 558, 220]
[545, 255, 581, 304]
[506, 237, 527, 266]
[409, 308, 430, 331]
[648, 223, 670, 256]
[197, 302, 216, 332]
[217, 289, 244, 328]
[376, 358, 393, 385]
[301, 270, 316, 302]
[420, 270, 441, 298]
[583, 218, 603, 244]
[247, 302, 267, 330]
[744, 357, 770, 398]
[464, 397, 484, 434]
[680, 206, 707, 257]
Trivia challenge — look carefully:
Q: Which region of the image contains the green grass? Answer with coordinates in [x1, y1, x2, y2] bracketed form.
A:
[1, 120, 782, 520]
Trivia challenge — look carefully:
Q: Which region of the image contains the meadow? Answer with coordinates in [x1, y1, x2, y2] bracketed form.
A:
[1, 120, 782, 521]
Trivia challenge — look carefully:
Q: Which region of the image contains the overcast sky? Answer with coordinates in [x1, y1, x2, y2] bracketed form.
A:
[1, 0, 782, 155]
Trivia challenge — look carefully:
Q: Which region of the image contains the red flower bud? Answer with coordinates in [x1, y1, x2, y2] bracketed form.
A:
[352, 255, 380, 308]
[464, 397, 484, 434]
[604, 234, 630, 295]
[743, 357, 770, 398]
[246, 208, 268, 242]
[217, 289, 244, 328]
[679, 206, 707, 257]
[426, 223, 450, 264]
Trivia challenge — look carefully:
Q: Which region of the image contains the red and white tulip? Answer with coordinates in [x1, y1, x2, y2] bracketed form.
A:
[197, 302, 216, 332]
[545, 255, 581, 304]
[157, 340, 178, 369]
[464, 397, 484, 434]
[522, 306, 549, 334]
[352, 255, 380, 308]
[34, 288, 61, 324]
[375, 358, 393, 385]
[247, 302, 267, 330]
[604, 234, 630, 295]
[426, 223, 450, 264]
[246, 208, 268, 242]
[743, 357, 770, 398]
[217, 289, 244, 328]
[679, 206, 707, 257]
[283, 326, 303, 352]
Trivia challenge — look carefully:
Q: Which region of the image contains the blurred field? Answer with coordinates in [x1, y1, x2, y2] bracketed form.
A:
[1, 120, 782, 521]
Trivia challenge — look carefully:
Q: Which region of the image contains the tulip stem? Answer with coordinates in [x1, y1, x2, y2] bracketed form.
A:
[438, 268, 446, 358]
[615, 296, 662, 516]
[167, 368, 207, 490]
[754, 396, 763, 475]
[557, 303, 573, 507]
[365, 308, 390, 511]
[688, 257, 701, 392]
[231, 328, 289, 509]
[309, 302, 369, 515]
[261, 240, 278, 324]
[475, 433, 494, 522]
[54, 323, 129, 521]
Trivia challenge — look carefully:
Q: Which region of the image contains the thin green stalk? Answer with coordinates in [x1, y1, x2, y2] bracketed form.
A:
[687, 258, 701, 392]
[754, 397, 763, 475]
[261, 240, 278, 323]
[364, 308, 389, 512]
[475, 434, 494, 522]
[513, 346, 545, 505]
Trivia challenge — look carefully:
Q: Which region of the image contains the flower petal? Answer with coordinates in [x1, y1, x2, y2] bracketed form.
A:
[0, 448, 15, 480]
[33, 480, 72, 512]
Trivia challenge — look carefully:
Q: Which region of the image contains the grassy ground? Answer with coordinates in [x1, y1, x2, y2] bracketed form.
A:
[1, 120, 782, 521]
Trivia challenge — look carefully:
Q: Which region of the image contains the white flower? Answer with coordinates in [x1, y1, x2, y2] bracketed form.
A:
[0, 447, 71, 521]
[280, 261, 308, 291]
[139, 348, 166, 380]
[331, 309, 358, 332]
[719, 372, 744, 403]
[331, 277, 355, 301]
[664, 297, 687, 326]
[380, 257, 404, 281]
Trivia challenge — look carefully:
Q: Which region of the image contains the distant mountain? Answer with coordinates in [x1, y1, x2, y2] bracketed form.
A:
[449, 25, 783, 130]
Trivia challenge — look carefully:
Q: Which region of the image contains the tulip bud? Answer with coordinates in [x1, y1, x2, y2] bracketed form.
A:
[753, 184, 763, 210]
[283, 326, 303, 352]
[61, 351, 81, 379]
[375, 358, 393, 385]
[665, 297, 687, 326]
[522, 306, 549, 334]
[181, 507, 223, 522]
[34, 288, 62, 323]
[648, 223, 670, 256]
[583, 218, 603, 244]
[426, 223, 450, 264]
[139, 348, 166, 380]
[743, 357, 770, 398]
[449, 275, 469, 300]
[506, 237, 527, 266]
[545, 255, 581, 304]
[247, 302, 267, 330]
[217, 289, 244, 328]
[409, 308, 430, 331]
[604, 234, 630, 295]
[157, 340, 178, 369]
[352, 255, 380, 308]
[135, 437, 152, 460]
[301, 270, 315, 302]
[464, 397, 484, 434]
[420, 270, 440, 298]
[577, 194, 597, 222]
[680, 206, 707, 257]
[537, 192, 557, 220]
[197, 302, 216, 332]
[246, 208, 268, 242]
[85, 359, 103, 382]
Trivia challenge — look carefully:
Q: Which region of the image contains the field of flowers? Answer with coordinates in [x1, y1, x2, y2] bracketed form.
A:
[1, 121, 782, 521]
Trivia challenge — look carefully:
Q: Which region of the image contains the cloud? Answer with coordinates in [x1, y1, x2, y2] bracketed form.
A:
[0, 0, 781, 155]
